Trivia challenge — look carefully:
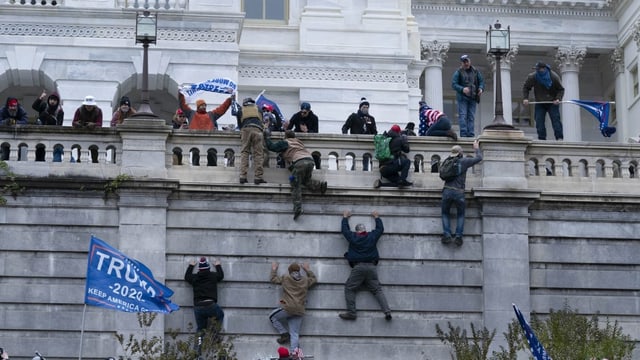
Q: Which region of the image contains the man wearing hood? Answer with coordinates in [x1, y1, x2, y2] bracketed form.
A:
[32, 90, 64, 126]
[269, 262, 317, 355]
[522, 61, 565, 140]
[342, 97, 377, 134]
[375, 124, 412, 188]
[264, 130, 327, 220]
[0, 97, 29, 126]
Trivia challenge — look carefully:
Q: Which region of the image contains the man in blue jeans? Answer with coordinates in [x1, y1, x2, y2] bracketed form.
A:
[452, 55, 484, 138]
[184, 257, 225, 333]
[441, 140, 482, 247]
[522, 61, 565, 140]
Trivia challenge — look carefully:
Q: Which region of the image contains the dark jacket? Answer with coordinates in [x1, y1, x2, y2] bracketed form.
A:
[0, 97, 29, 126]
[184, 264, 224, 305]
[452, 66, 485, 103]
[380, 130, 409, 167]
[342, 110, 377, 135]
[32, 93, 64, 126]
[342, 217, 383, 265]
[444, 148, 483, 190]
[287, 110, 318, 133]
[522, 68, 565, 102]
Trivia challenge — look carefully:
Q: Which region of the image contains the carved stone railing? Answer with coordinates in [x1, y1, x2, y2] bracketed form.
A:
[2, 120, 639, 195]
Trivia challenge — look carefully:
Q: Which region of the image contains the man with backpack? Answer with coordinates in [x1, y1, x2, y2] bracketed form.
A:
[374, 124, 412, 188]
[440, 140, 482, 247]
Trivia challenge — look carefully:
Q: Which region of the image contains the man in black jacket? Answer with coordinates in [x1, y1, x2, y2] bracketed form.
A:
[375, 124, 412, 188]
[184, 257, 225, 333]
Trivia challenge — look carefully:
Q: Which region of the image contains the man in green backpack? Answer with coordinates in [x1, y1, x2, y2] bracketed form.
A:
[374, 124, 412, 188]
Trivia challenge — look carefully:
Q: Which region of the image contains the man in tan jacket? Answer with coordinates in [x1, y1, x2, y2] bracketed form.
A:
[268, 262, 317, 355]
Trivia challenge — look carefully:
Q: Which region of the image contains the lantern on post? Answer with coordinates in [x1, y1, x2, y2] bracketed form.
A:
[485, 20, 514, 129]
[133, 10, 157, 117]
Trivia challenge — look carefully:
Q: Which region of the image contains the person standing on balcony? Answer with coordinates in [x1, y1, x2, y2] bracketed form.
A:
[0, 97, 28, 126]
[418, 101, 458, 140]
[269, 261, 317, 356]
[440, 140, 483, 247]
[342, 97, 377, 135]
[72, 95, 103, 129]
[338, 210, 392, 321]
[177, 90, 234, 131]
[264, 130, 327, 220]
[235, 97, 266, 185]
[32, 90, 64, 126]
[287, 102, 318, 133]
[172, 109, 189, 129]
[522, 61, 565, 140]
[452, 55, 484, 138]
[184, 257, 225, 334]
[374, 124, 412, 188]
[110, 96, 136, 127]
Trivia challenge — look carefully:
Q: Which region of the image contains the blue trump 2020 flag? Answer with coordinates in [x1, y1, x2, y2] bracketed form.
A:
[513, 303, 552, 360]
[85, 236, 179, 313]
[567, 100, 615, 137]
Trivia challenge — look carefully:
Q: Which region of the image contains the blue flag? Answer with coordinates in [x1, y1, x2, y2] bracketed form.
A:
[179, 77, 237, 99]
[567, 100, 615, 137]
[256, 93, 285, 124]
[513, 304, 552, 360]
[85, 236, 179, 313]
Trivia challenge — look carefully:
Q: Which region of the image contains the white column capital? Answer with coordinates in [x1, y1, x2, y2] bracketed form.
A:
[420, 40, 449, 66]
[486, 45, 519, 72]
[555, 45, 587, 72]
[633, 19, 640, 49]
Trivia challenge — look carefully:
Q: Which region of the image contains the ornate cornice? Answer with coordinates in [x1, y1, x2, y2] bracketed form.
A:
[0, 23, 237, 42]
[420, 40, 449, 65]
[238, 66, 407, 84]
[412, 2, 613, 18]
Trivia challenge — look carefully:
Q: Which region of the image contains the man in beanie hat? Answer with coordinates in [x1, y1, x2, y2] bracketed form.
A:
[264, 130, 327, 219]
[374, 124, 412, 188]
[177, 89, 234, 131]
[418, 101, 458, 140]
[440, 139, 482, 247]
[452, 54, 484, 138]
[110, 96, 137, 127]
[0, 97, 29, 126]
[342, 97, 377, 134]
[32, 90, 64, 126]
[522, 61, 565, 140]
[269, 261, 317, 355]
[184, 256, 225, 334]
[339, 210, 392, 321]
[286, 102, 318, 133]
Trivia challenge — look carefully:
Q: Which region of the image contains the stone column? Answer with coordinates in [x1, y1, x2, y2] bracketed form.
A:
[420, 40, 449, 111]
[610, 47, 627, 141]
[474, 134, 540, 354]
[556, 46, 586, 142]
[408, 60, 428, 117]
[487, 45, 519, 126]
[117, 116, 172, 178]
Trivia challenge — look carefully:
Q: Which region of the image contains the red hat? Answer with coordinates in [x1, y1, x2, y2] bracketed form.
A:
[8, 99, 18, 106]
[390, 124, 401, 133]
[176, 109, 184, 115]
[277, 347, 289, 357]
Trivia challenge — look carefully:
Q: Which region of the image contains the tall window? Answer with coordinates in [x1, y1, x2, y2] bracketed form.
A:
[631, 64, 639, 98]
[243, 0, 287, 21]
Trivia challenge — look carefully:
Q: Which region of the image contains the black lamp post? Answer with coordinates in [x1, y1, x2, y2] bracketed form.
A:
[485, 20, 515, 130]
[133, 10, 157, 117]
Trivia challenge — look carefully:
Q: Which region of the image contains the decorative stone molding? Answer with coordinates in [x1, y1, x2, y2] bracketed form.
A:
[420, 40, 449, 65]
[633, 18, 640, 49]
[0, 23, 237, 42]
[610, 47, 624, 74]
[556, 45, 586, 71]
[412, 1, 613, 17]
[238, 66, 407, 84]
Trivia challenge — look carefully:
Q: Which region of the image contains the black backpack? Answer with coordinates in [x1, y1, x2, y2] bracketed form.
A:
[439, 155, 462, 181]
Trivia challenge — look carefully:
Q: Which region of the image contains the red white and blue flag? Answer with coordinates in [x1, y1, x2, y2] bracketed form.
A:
[85, 236, 179, 313]
[513, 304, 552, 360]
[567, 100, 615, 137]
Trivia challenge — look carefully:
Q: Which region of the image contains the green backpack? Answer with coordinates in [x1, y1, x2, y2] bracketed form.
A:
[374, 133, 393, 162]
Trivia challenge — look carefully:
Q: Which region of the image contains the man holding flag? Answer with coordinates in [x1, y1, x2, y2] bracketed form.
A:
[522, 61, 565, 141]
[178, 77, 237, 131]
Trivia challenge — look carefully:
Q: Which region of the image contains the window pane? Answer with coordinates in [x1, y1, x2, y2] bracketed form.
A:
[244, 0, 263, 19]
[265, 0, 285, 20]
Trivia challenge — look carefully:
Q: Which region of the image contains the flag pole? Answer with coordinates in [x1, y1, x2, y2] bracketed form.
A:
[78, 304, 87, 360]
[528, 100, 616, 104]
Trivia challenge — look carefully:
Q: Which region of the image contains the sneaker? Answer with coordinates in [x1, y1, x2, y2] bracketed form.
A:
[276, 333, 290, 344]
[373, 179, 381, 189]
[385, 312, 392, 321]
[239, 178, 247, 184]
[339, 312, 357, 320]
[254, 179, 267, 184]
[454, 235, 463, 247]
[446, 130, 458, 141]
[320, 181, 328, 194]
[293, 208, 303, 220]
[441, 235, 452, 245]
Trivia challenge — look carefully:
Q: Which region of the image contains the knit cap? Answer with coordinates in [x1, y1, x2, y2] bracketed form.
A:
[198, 257, 210, 271]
